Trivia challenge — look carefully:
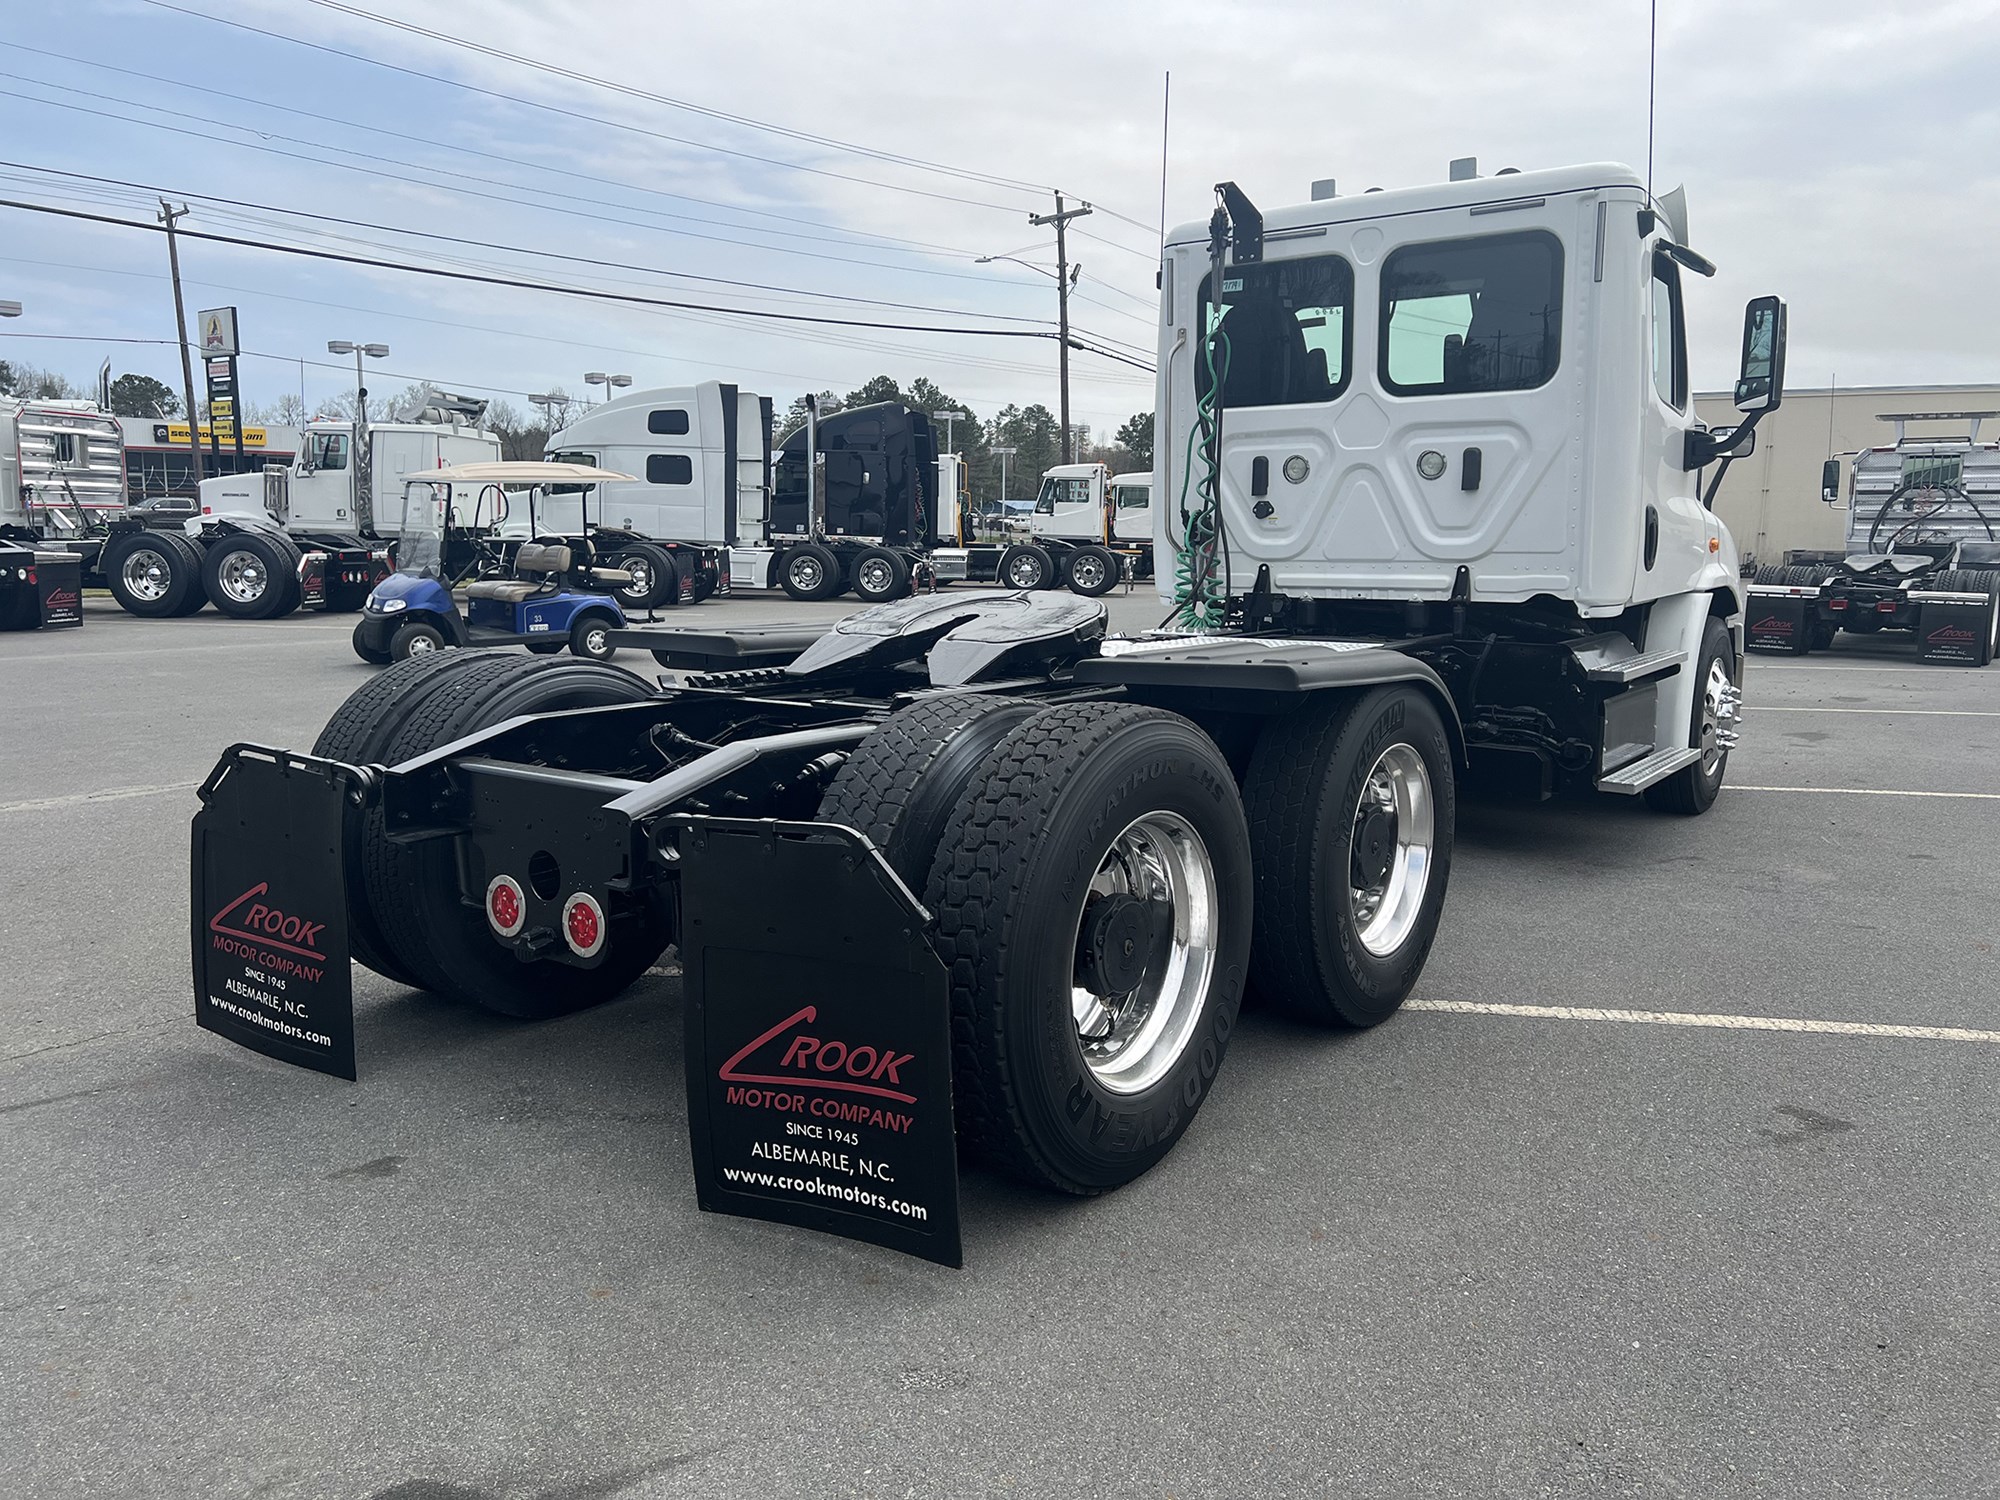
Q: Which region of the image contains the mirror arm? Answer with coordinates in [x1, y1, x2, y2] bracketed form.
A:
[1691, 407, 1771, 508]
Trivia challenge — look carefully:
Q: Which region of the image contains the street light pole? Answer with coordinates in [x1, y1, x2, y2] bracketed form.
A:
[1029, 194, 1092, 464]
[932, 407, 969, 455]
[584, 372, 633, 406]
[991, 445, 1016, 507]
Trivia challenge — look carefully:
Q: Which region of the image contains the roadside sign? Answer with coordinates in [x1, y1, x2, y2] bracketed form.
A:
[198, 307, 238, 358]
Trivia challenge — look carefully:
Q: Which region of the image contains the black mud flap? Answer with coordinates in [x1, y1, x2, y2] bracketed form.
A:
[676, 816, 961, 1268]
[1745, 588, 1813, 652]
[191, 746, 365, 1080]
[1915, 594, 1995, 666]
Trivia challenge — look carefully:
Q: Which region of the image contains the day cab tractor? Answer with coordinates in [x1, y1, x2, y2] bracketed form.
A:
[192, 160, 1785, 1264]
[1745, 414, 2000, 664]
[941, 464, 1154, 597]
[352, 463, 633, 663]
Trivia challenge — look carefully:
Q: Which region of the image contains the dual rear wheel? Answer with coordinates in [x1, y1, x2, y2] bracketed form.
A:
[813, 683, 1455, 1193]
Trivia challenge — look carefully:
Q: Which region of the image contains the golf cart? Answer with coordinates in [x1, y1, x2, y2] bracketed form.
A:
[352, 462, 636, 664]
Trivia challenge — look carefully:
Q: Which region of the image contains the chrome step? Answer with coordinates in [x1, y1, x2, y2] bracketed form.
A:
[1597, 744, 1701, 794]
[1583, 647, 1686, 684]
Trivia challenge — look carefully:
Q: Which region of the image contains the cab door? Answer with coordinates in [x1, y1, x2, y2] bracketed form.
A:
[1634, 248, 1707, 600]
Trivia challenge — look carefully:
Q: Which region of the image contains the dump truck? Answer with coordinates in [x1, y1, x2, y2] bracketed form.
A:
[190, 160, 1783, 1265]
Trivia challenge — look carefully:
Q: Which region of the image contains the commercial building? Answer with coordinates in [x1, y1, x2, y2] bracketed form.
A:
[1694, 384, 2000, 567]
[118, 417, 300, 503]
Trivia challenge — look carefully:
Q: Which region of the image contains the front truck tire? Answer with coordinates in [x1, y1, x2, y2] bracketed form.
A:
[1645, 616, 1737, 815]
[345, 655, 668, 1016]
[1243, 685, 1456, 1028]
[104, 531, 205, 618]
[923, 703, 1253, 1194]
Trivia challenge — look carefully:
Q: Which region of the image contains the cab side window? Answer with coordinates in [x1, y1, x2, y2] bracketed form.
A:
[310, 433, 349, 471]
[1650, 253, 1688, 411]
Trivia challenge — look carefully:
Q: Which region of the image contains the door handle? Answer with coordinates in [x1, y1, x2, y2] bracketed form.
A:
[1461, 447, 1483, 491]
[1251, 456, 1269, 497]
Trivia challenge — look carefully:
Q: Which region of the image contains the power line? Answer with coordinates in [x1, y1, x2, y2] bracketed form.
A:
[134, 0, 1041, 217]
[0, 195, 1081, 341]
[1, 39, 990, 264]
[0, 160, 1050, 324]
[297, 0, 1052, 198]
[1, 84, 1050, 292]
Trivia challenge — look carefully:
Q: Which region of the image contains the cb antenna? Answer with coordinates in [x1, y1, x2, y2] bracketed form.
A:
[1646, 0, 1658, 202]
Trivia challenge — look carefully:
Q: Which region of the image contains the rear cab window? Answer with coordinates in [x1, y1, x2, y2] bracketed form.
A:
[1197, 253, 1353, 407]
[1380, 231, 1564, 395]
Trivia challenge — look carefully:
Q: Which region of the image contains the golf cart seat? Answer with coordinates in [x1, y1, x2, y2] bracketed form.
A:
[464, 542, 571, 602]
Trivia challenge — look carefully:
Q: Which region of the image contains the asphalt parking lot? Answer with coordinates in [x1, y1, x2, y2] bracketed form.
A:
[4, 594, 1996, 1500]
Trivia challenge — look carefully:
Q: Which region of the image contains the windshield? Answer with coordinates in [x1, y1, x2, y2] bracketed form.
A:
[1036, 476, 1090, 513]
[397, 482, 446, 576]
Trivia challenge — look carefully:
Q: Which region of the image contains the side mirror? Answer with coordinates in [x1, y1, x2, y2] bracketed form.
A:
[1733, 295, 1787, 414]
[1820, 457, 1842, 505]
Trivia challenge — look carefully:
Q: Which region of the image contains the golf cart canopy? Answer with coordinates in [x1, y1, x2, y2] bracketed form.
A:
[401, 461, 637, 485]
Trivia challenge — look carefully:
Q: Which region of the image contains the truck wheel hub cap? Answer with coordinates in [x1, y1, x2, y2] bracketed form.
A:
[1072, 557, 1104, 587]
[1348, 744, 1434, 958]
[562, 893, 605, 958]
[1007, 555, 1041, 587]
[859, 560, 891, 592]
[218, 551, 267, 601]
[121, 549, 172, 601]
[791, 557, 822, 588]
[1068, 811, 1218, 1096]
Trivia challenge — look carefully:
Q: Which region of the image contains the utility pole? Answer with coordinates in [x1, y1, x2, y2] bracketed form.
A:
[1029, 193, 1092, 464]
[158, 200, 204, 485]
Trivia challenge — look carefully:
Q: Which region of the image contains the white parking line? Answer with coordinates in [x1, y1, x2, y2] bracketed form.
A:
[1755, 707, 2000, 717]
[1730, 785, 2000, 800]
[1405, 999, 2000, 1043]
[0, 782, 201, 816]
[1747, 663, 1987, 673]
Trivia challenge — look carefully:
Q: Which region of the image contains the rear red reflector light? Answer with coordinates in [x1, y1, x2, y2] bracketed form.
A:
[1829, 597, 1847, 610]
[485, 875, 526, 938]
[1877, 600, 1897, 612]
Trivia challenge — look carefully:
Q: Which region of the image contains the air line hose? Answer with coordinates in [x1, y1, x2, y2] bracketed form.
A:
[1169, 198, 1237, 631]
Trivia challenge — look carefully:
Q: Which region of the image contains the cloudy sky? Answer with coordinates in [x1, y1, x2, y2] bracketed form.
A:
[3, 0, 1997, 439]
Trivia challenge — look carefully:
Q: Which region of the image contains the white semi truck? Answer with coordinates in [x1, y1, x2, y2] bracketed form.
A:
[190, 159, 1785, 1265]
[546, 382, 974, 604]
[933, 462, 1154, 595]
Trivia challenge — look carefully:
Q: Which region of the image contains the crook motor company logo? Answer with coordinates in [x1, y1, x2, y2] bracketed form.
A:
[1927, 624, 1977, 645]
[1750, 614, 1794, 637]
[717, 1005, 921, 1135]
[208, 880, 329, 976]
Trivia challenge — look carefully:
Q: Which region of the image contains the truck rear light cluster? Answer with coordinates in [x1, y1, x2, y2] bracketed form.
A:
[563, 893, 606, 958]
[1829, 597, 1847, 610]
[485, 875, 526, 938]
[1878, 599, 1898, 613]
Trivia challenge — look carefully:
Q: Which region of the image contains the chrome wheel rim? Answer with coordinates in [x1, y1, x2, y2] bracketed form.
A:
[1069, 810, 1218, 1096]
[790, 555, 823, 591]
[1070, 554, 1106, 590]
[216, 548, 268, 603]
[857, 557, 893, 594]
[1348, 743, 1435, 958]
[120, 547, 173, 602]
[622, 558, 652, 599]
[1697, 655, 1733, 773]
[1006, 553, 1043, 588]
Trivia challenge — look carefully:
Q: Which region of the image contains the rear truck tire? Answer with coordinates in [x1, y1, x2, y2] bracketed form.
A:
[1062, 544, 1119, 597]
[1752, 563, 1788, 585]
[779, 543, 843, 602]
[1645, 616, 1737, 816]
[813, 691, 1045, 887]
[351, 618, 391, 665]
[104, 531, 202, 618]
[924, 702, 1253, 1194]
[360, 657, 668, 1016]
[202, 531, 301, 620]
[691, 563, 718, 603]
[391, 618, 449, 660]
[1937, 569, 2000, 659]
[313, 652, 505, 988]
[569, 612, 617, 660]
[849, 546, 911, 604]
[613, 543, 678, 609]
[998, 543, 1057, 591]
[1242, 685, 1456, 1029]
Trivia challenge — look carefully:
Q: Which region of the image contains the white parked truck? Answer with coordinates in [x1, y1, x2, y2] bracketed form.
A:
[546, 382, 975, 605]
[936, 462, 1155, 595]
[0, 396, 128, 578]
[188, 160, 1786, 1267]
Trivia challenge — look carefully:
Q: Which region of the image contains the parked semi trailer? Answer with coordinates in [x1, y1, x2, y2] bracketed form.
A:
[1745, 413, 2000, 664]
[192, 161, 1782, 1264]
